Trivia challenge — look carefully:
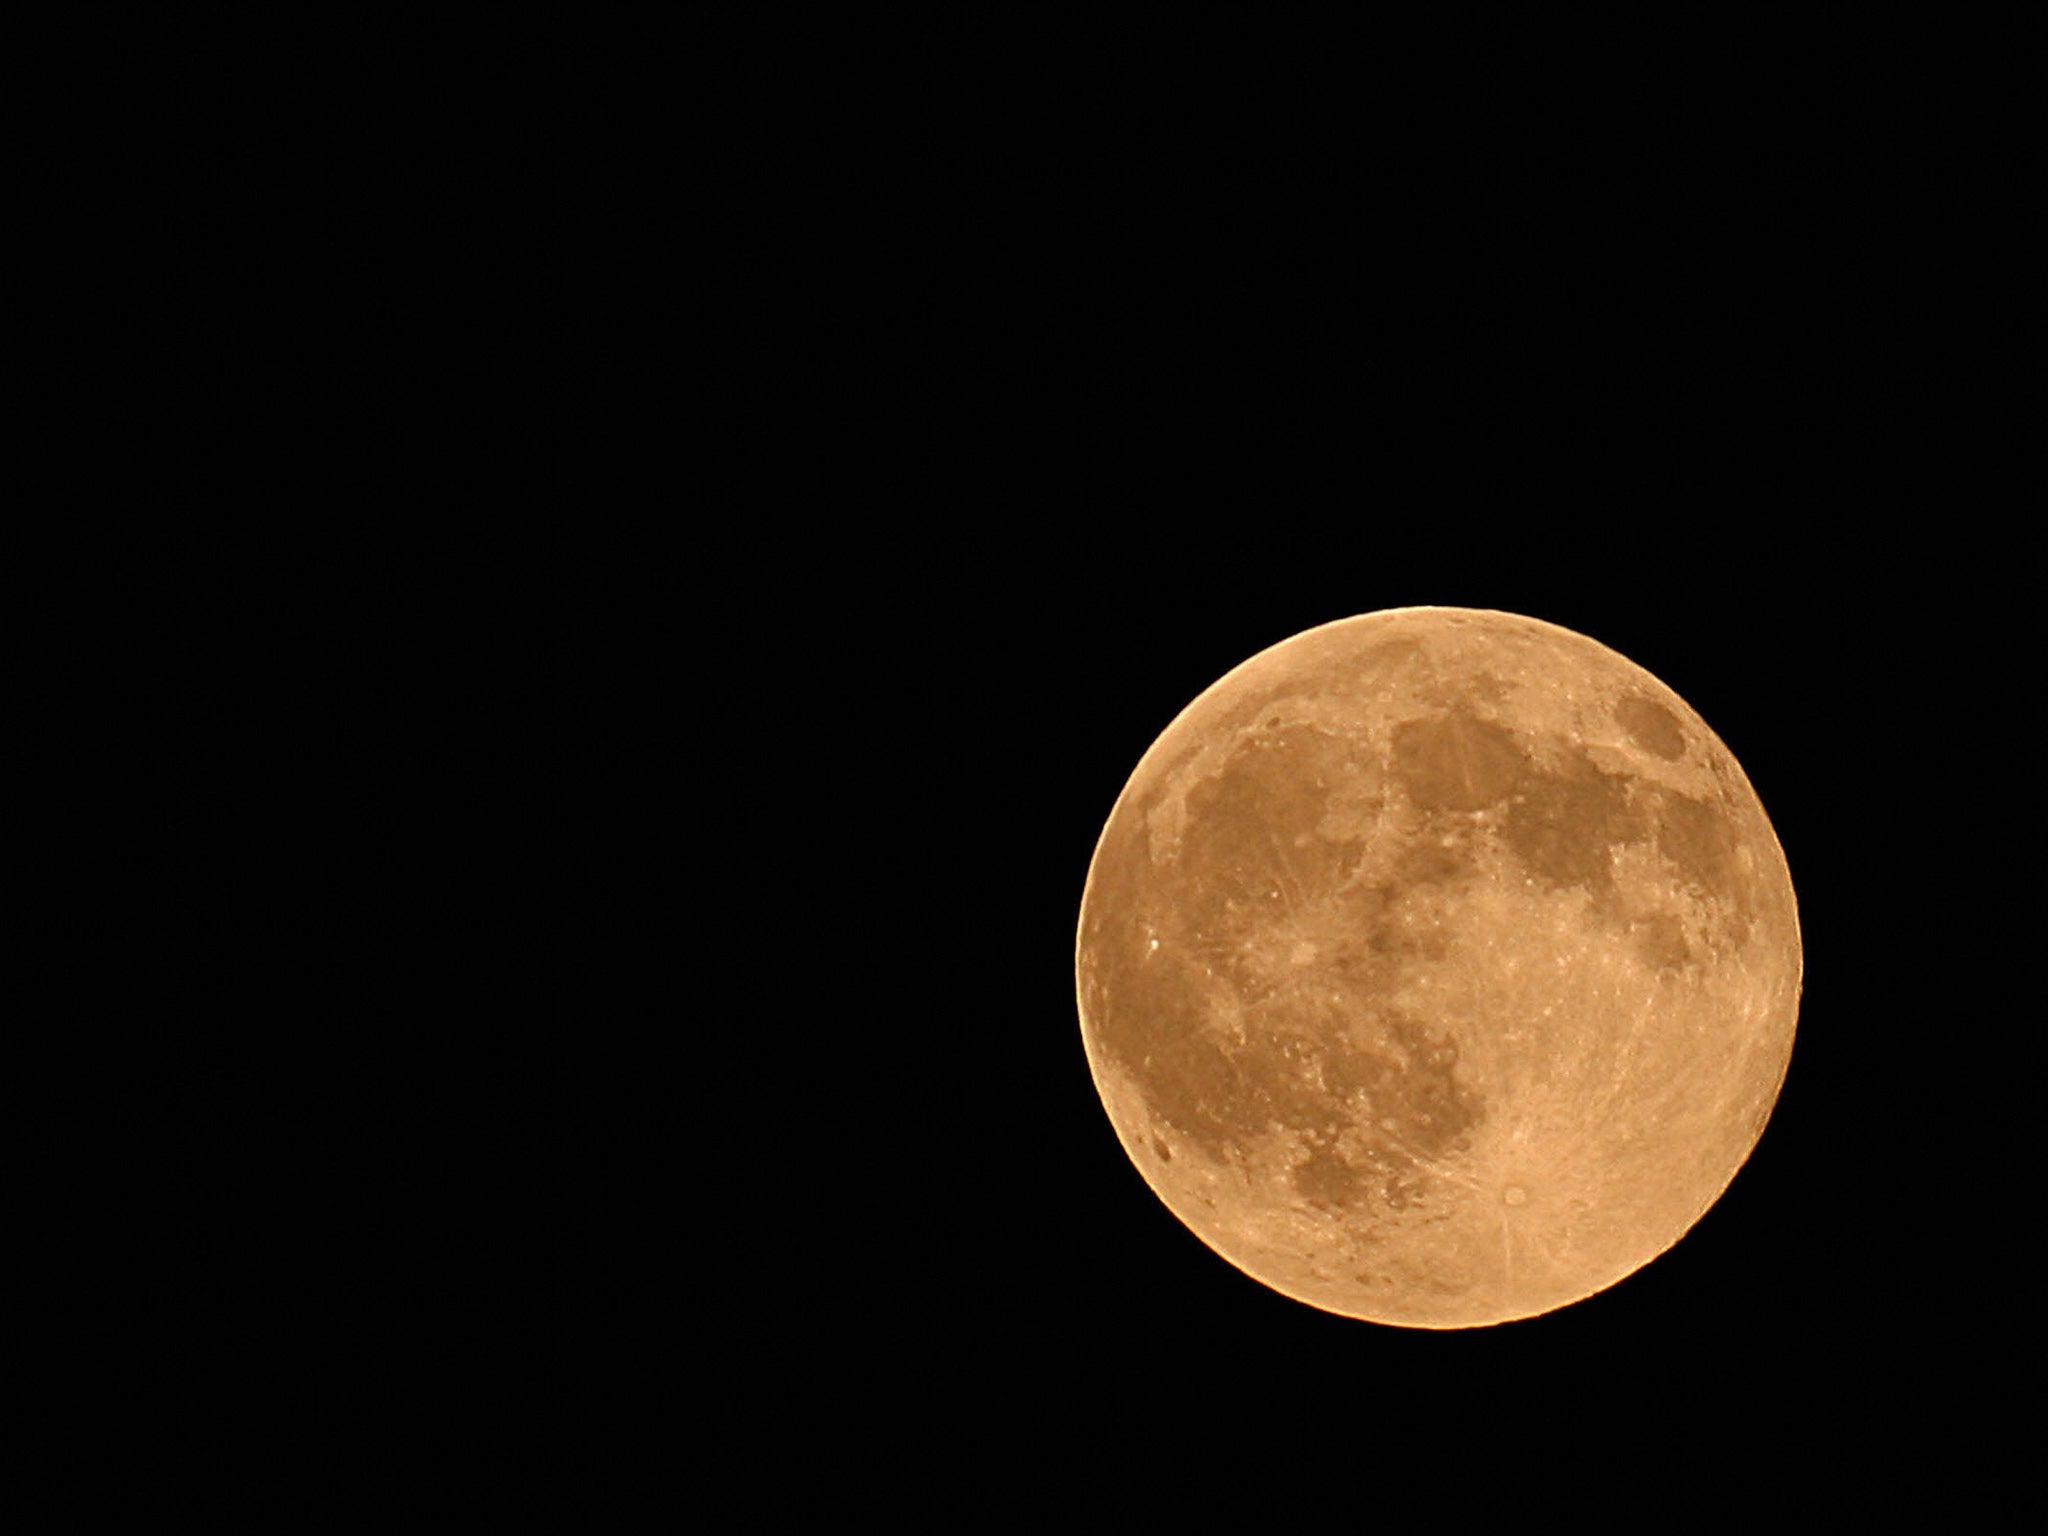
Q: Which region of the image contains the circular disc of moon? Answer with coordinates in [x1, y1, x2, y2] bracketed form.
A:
[1074, 607, 1801, 1328]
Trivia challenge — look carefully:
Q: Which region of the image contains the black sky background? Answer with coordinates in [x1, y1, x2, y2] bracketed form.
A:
[50, 12, 2025, 1511]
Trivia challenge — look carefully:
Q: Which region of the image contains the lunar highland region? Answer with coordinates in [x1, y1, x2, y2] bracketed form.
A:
[1075, 608, 1801, 1328]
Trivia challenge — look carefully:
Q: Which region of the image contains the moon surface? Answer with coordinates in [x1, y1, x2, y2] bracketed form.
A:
[1075, 607, 1801, 1328]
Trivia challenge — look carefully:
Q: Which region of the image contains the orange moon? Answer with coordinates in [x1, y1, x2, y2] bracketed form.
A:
[1074, 607, 1801, 1328]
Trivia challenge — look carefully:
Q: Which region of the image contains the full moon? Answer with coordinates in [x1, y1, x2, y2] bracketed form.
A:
[1074, 607, 1801, 1328]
